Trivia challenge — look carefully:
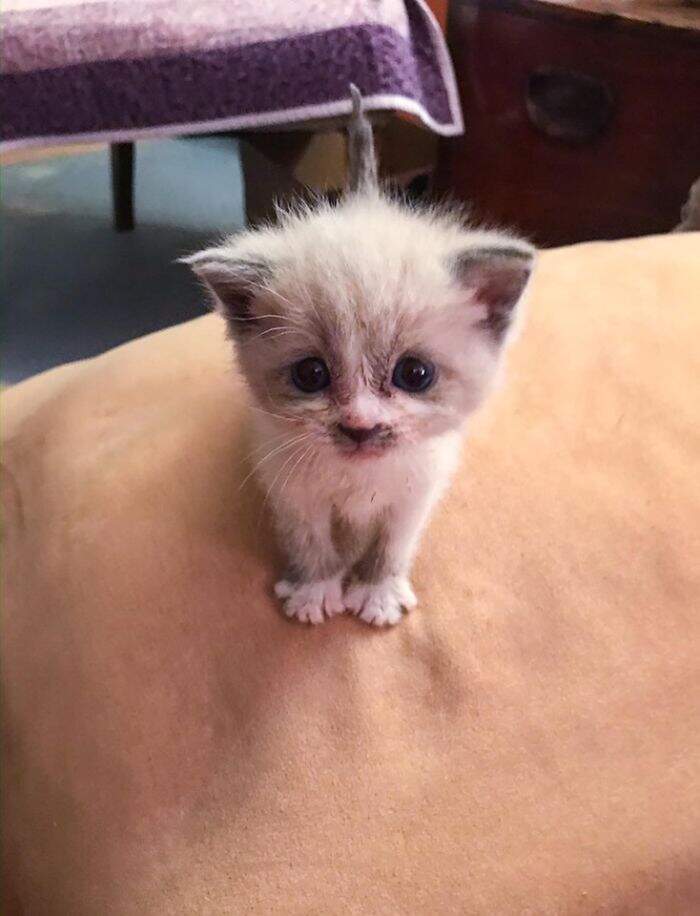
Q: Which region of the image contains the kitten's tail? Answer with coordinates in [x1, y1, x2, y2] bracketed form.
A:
[346, 84, 378, 195]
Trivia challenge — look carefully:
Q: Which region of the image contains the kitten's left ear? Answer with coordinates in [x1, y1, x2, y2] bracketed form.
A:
[453, 243, 536, 344]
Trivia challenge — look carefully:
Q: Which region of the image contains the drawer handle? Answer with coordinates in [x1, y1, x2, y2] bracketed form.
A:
[526, 68, 614, 144]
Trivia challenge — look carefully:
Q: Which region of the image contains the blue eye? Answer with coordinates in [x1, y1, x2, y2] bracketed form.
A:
[291, 357, 330, 393]
[392, 356, 435, 393]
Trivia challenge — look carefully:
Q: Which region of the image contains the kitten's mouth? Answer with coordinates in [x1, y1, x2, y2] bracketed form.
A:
[334, 436, 396, 460]
[331, 423, 396, 458]
[341, 445, 388, 460]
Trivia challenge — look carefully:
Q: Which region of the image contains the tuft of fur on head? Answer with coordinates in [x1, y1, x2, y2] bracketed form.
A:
[183, 89, 535, 470]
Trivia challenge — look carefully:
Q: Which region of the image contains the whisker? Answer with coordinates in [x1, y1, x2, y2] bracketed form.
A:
[259, 286, 297, 310]
[229, 308, 310, 340]
[248, 285, 312, 332]
[298, 285, 323, 327]
[244, 325, 316, 347]
[255, 324, 293, 336]
[254, 329, 300, 342]
[228, 313, 287, 323]
[248, 325, 294, 342]
[238, 432, 311, 493]
[244, 428, 292, 461]
[259, 334, 296, 344]
[255, 440, 311, 535]
[271, 329, 317, 344]
[248, 405, 302, 424]
[262, 442, 308, 507]
[275, 442, 316, 505]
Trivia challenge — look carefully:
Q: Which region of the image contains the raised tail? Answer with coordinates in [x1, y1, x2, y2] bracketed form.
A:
[346, 84, 378, 194]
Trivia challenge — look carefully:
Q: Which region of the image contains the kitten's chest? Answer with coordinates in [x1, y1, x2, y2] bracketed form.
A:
[295, 455, 413, 523]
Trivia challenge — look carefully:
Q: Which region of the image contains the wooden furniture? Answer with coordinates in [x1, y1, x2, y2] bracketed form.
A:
[436, 0, 700, 246]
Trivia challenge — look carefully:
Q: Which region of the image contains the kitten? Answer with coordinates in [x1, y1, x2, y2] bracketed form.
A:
[185, 87, 535, 627]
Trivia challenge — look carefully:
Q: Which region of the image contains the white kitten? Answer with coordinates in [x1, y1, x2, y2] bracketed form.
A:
[185, 88, 535, 627]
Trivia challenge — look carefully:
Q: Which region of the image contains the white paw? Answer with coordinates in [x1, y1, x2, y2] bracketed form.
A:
[274, 577, 345, 625]
[345, 577, 417, 627]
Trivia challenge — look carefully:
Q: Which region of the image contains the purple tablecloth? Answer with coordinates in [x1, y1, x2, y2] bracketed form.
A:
[0, 0, 463, 148]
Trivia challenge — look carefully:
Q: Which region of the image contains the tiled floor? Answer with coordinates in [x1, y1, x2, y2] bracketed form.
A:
[1, 136, 246, 383]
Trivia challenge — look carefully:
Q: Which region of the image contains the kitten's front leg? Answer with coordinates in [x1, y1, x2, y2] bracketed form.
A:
[273, 508, 345, 625]
[345, 490, 436, 628]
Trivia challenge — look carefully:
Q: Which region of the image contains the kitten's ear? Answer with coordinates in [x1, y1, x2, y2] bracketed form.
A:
[181, 249, 271, 332]
[453, 243, 535, 344]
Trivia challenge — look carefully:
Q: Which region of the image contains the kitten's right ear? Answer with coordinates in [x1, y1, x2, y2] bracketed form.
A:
[180, 250, 271, 331]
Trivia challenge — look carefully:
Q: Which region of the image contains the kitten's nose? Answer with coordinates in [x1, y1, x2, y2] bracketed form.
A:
[337, 423, 384, 444]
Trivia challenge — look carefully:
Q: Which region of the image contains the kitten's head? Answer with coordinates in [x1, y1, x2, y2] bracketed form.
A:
[185, 91, 535, 462]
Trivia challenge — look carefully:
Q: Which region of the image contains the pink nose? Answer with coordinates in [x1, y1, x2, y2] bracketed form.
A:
[337, 423, 385, 444]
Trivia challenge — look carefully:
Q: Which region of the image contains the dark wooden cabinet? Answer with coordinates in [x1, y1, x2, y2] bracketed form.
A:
[435, 0, 700, 246]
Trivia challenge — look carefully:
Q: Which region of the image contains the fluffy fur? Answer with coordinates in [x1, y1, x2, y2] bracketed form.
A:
[185, 97, 535, 627]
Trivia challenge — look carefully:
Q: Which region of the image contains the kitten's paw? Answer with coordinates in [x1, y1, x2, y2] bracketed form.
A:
[345, 577, 417, 627]
[275, 578, 345, 625]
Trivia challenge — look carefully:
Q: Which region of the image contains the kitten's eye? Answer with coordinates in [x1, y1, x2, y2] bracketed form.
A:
[291, 357, 331, 393]
[392, 356, 435, 393]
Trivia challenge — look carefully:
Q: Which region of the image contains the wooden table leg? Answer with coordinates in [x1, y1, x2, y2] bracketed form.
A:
[110, 142, 135, 232]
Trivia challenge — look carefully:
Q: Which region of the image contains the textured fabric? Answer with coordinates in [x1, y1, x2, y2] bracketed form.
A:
[0, 0, 462, 147]
[2, 233, 700, 913]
